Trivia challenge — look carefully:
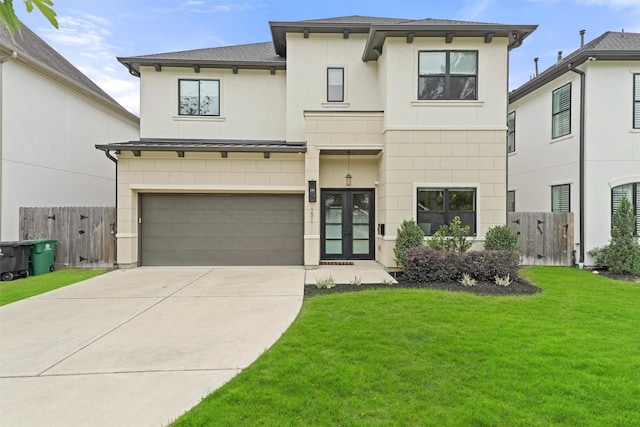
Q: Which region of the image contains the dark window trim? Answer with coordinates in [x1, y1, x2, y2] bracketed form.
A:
[507, 111, 516, 153]
[552, 83, 571, 139]
[634, 74, 640, 129]
[327, 67, 344, 103]
[611, 182, 639, 236]
[551, 184, 571, 212]
[178, 78, 220, 117]
[507, 190, 515, 212]
[416, 187, 477, 236]
[417, 50, 479, 101]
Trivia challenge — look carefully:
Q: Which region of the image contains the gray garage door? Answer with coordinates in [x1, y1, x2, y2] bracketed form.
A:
[139, 193, 304, 266]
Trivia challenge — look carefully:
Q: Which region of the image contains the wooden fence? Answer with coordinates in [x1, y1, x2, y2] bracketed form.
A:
[507, 212, 575, 266]
[19, 207, 116, 268]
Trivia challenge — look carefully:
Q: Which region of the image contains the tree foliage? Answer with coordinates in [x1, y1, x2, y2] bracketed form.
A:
[427, 216, 472, 252]
[484, 224, 519, 251]
[0, 0, 57, 38]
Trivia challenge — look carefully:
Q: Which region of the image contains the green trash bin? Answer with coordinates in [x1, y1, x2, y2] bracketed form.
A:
[25, 239, 57, 276]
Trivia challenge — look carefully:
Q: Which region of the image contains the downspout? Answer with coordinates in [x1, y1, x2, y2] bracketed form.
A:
[103, 149, 118, 267]
[568, 64, 585, 264]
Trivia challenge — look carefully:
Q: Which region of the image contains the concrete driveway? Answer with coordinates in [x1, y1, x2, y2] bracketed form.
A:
[0, 267, 304, 426]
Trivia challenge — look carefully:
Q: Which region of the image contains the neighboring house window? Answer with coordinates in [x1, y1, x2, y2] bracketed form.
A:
[418, 51, 478, 100]
[552, 184, 571, 212]
[552, 83, 571, 138]
[507, 191, 515, 212]
[507, 111, 516, 153]
[417, 187, 476, 236]
[612, 183, 640, 235]
[179, 79, 220, 116]
[634, 74, 640, 129]
[327, 67, 344, 102]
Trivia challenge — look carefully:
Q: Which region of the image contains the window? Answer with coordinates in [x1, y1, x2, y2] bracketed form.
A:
[634, 74, 640, 129]
[417, 187, 476, 236]
[507, 111, 516, 153]
[552, 184, 571, 212]
[612, 183, 640, 235]
[507, 191, 515, 212]
[418, 51, 477, 100]
[327, 68, 344, 102]
[552, 84, 571, 138]
[179, 79, 219, 116]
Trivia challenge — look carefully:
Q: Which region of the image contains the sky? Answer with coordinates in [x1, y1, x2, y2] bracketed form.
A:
[15, 0, 640, 115]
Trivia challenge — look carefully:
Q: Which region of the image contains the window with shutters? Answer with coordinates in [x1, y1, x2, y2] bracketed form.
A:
[634, 74, 640, 129]
[507, 190, 515, 212]
[327, 67, 344, 102]
[418, 51, 478, 100]
[507, 111, 516, 153]
[552, 184, 570, 212]
[552, 84, 571, 138]
[612, 183, 640, 235]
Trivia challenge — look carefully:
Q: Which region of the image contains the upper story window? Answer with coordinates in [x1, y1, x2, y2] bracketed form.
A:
[418, 51, 478, 101]
[552, 83, 571, 138]
[634, 74, 640, 129]
[552, 184, 570, 212]
[612, 183, 640, 236]
[507, 111, 516, 153]
[179, 79, 220, 116]
[417, 187, 476, 236]
[327, 68, 344, 102]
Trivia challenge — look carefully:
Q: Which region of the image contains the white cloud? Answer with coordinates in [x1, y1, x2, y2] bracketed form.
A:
[457, 0, 494, 21]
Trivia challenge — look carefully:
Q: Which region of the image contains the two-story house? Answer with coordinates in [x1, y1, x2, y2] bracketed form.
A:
[0, 23, 140, 241]
[508, 31, 640, 266]
[97, 15, 536, 268]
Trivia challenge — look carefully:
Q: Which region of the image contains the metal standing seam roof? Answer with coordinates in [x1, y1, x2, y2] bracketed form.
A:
[0, 22, 135, 120]
[118, 15, 537, 74]
[95, 138, 307, 155]
[510, 31, 640, 102]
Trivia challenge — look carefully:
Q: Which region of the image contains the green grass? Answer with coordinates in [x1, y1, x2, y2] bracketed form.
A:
[174, 267, 640, 426]
[0, 268, 107, 306]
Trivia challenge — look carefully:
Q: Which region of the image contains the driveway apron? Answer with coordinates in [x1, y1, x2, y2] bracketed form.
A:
[0, 267, 304, 426]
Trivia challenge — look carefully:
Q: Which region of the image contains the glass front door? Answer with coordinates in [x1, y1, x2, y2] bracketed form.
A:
[321, 189, 374, 259]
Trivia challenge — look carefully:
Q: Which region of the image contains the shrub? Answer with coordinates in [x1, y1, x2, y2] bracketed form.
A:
[459, 273, 477, 287]
[484, 225, 519, 251]
[315, 275, 335, 289]
[427, 216, 472, 252]
[394, 219, 425, 272]
[494, 275, 512, 287]
[588, 197, 640, 276]
[405, 248, 520, 283]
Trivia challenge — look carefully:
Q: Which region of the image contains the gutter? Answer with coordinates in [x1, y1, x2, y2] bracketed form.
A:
[568, 63, 586, 264]
[103, 150, 118, 267]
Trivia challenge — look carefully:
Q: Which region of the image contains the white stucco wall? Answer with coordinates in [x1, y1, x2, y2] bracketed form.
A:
[139, 66, 286, 141]
[0, 59, 139, 241]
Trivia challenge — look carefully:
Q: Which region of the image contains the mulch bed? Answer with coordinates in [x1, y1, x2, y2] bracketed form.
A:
[304, 275, 541, 298]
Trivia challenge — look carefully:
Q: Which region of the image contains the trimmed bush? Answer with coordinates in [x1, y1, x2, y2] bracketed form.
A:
[394, 219, 425, 272]
[405, 248, 520, 283]
[427, 216, 472, 252]
[484, 225, 519, 251]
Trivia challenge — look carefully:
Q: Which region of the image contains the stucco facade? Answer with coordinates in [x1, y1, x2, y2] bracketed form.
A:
[100, 16, 536, 268]
[508, 32, 640, 265]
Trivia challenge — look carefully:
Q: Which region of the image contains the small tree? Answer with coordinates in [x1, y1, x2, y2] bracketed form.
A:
[484, 225, 519, 251]
[394, 219, 425, 272]
[427, 216, 472, 252]
[606, 197, 640, 275]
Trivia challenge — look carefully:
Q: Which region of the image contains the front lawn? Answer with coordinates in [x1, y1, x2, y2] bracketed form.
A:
[0, 268, 107, 306]
[174, 267, 640, 426]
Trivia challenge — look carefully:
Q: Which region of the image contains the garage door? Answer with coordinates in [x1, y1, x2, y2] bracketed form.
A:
[139, 194, 304, 266]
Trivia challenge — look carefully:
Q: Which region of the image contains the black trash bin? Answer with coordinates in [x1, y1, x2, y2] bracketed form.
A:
[0, 241, 32, 281]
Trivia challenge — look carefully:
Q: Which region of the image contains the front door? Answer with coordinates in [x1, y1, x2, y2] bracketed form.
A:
[321, 189, 375, 259]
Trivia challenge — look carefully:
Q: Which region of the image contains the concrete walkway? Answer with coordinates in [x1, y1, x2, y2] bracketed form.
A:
[304, 261, 397, 286]
[0, 267, 304, 427]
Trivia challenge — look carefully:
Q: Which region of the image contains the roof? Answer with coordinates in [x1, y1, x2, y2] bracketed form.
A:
[118, 42, 285, 76]
[0, 22, 136, 121]
[510, 31, 640, 102]
[95, 138, 307, 155]
[119, 15, 536, 75]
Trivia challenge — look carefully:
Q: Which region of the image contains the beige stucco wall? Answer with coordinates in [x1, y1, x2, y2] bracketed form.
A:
[115, 151, 305, 266]
[139, 66, 286, 141]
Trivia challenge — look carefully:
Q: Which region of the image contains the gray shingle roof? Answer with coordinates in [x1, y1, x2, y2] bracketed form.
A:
[126, 42, 282, 63]
[510, 31, 640, 102]
[0, 22, 126, 110]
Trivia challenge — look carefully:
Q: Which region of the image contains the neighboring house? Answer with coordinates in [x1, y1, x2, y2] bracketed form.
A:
[96, 15, 536, 268]
[0, 23, 139, 241]
[508, 31, 640, 265]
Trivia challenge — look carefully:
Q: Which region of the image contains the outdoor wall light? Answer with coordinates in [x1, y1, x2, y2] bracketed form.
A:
[345, 173, 352, 186]
[308, 180, 317, 202]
